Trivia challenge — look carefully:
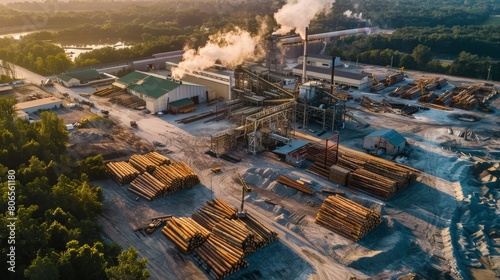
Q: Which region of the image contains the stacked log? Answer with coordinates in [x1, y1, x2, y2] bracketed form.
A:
[192, 199, 237, 230]
[106, 161, 139, 185]
[315, 195, 382, 242]
[143, 151, 171, 166]
[194, 234, 248, 280]
[128, 172, 165, 200]
[435, 90, 453, 106]
[348, 169, 397, 200]
[276, 175, 314, 194]
[129, 154, 156, 174]
[213, 219, 257, 255]
[328, 165, 350, 186]
[162, 217, 211, 253]
[237, 213, 278, 247]
[153, 162, 200, 194]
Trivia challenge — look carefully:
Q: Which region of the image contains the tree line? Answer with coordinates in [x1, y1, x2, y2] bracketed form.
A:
[0, 98, 149, 280]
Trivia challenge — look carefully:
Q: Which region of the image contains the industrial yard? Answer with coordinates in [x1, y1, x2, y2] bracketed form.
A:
[84, 65, 500, 279]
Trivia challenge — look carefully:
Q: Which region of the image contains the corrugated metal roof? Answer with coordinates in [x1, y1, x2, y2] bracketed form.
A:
[58, 69, 101, 81]
[293, 65, 368, 80]
[122, 71, 181, 99]
[16, 97, 61, 110]
[273, 140, 309, 155]
[366, 129, 406, 146]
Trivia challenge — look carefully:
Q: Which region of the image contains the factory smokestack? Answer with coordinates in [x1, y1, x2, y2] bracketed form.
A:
[302, 27, 308, 84]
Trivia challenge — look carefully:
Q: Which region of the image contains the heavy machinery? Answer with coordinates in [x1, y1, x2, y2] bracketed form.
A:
[130, 121, 138, 128]
[233, 169, 251, 218]
[146, 215, 172, 234]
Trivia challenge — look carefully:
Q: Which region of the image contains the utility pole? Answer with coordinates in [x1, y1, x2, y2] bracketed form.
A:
[390, 55, 394, 68]
[487, 65, 491, 81]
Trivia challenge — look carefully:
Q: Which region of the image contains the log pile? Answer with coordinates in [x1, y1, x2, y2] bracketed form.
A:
[129, 154, 157, 173]
[128, 172, 165, 200]
[315, 195, 382, 241]
[276, 175, 314, 194]
[106, 161, 139, 185]
[328, 165, 350, 186]
[143, 151, 171, 166]
[194, 234, 248, 280]
[335, 146, 419, 200]
[153, 162, 200, 194]
[162, 217, 211, 253]
[348, 168, 398, 200]
[213, 219, 261, 255]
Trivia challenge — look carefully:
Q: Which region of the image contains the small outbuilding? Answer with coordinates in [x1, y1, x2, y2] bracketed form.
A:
[363, 129, 407, 155]
[16, 97, 62, 114]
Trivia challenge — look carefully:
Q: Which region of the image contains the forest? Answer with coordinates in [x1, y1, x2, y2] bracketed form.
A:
[0, 98, 149, 280]
[0, 0, 498, 79]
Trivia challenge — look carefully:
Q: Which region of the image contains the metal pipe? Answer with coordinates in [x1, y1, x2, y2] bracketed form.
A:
[302, 27, 308, 84]
[279, 27, 371, 44]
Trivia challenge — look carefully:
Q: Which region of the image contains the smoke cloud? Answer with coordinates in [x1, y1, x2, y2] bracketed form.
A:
[274, 0, 334, 39]
[171, 28, 263, 79]
[343, 10, 363, 20]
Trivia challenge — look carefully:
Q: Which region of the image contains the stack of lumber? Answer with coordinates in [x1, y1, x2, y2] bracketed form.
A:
[238, 213, 278, 247]
[328, 165, 350, 186]
[93, 87, 115, 96]
[162, 217, 211, 253]
[143, 151, 171, 166]
[335, 146, 419, 200]
[213, 219, 260, 255]
[400, 86, 421, 99]
[194, 234, 248, 280]
[315, 195, 382, 241]
[129, 154, 157, 173]
[128, 172, 165, 200]
[435, 90, 454, 106]
[192, 199, 237, 229]
[418, 92, 437, 103]
[305, 143, 338, 178]
[106, 161, 139, 185]
[191, 199, 278, 248]
[360, 96, 385, 112]
[276, 175, 314, 194]
[153, 162, 200, 194]
[348, 168, 398, 200]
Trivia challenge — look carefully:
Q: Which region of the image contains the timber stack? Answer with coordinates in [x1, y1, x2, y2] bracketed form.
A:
[213, 218, 260, 255]
[129, 154, 157, 174]
[143, 151, 171, 166]
[194, 234, 248, 280]
[276, 175, 314, 194]
[106, 161, 139, 185]
[153, 162, 200, 194]
[315, 195, 382, 242]
[336, 146, 419, 200]
[162, 217, 211, 253]
[128, 172, 165, 200]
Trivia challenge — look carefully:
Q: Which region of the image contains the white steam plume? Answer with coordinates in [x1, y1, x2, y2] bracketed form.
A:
[172, 28, 263, 79]
[274, 0, 334, 39]
[343, 10, 363, 20]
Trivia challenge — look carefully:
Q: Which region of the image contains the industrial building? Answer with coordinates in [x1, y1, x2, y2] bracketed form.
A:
[114, 71, 207, 114]
[14, 110, 29, 121]
[363, 129, 407, 155]
[16, 97, 62, 114]
[298, 54, 340, 68]
[131, 50, 185, 72]
[292, 65, 372, 90]
[56, 69, 116, 87]
[166, 62, 234, 101]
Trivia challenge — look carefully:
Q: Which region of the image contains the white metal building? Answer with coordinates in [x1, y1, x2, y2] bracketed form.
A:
[292, 65, 372, 90]
[298, 54, 341, 68]
[16, 97, 62, 114]
[115, 71, 207, 114]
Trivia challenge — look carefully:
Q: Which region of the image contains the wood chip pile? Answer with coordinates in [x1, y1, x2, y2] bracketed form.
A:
[276, 175, 314, 194]
[315, 195, 382, 241]
[106, 161, 139, 185]
[162, 217, 211, 253]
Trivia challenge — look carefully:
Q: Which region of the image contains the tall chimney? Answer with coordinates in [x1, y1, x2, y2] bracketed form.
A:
[330, 56, 336, 96]
[302, 27, 308, 84]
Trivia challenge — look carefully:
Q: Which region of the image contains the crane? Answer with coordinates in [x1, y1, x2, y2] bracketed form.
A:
[233, 169, 251, 218]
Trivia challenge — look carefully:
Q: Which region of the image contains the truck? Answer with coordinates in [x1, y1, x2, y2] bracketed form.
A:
[130, 121, 138, 128]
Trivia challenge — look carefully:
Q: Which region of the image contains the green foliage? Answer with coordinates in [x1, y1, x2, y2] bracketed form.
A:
[79, 154, 107, 180]
[58, 241, 107, 280]
[25, 255, 59, 280]
[105, 247, 150, 280]
[52, 175, 103, 220]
